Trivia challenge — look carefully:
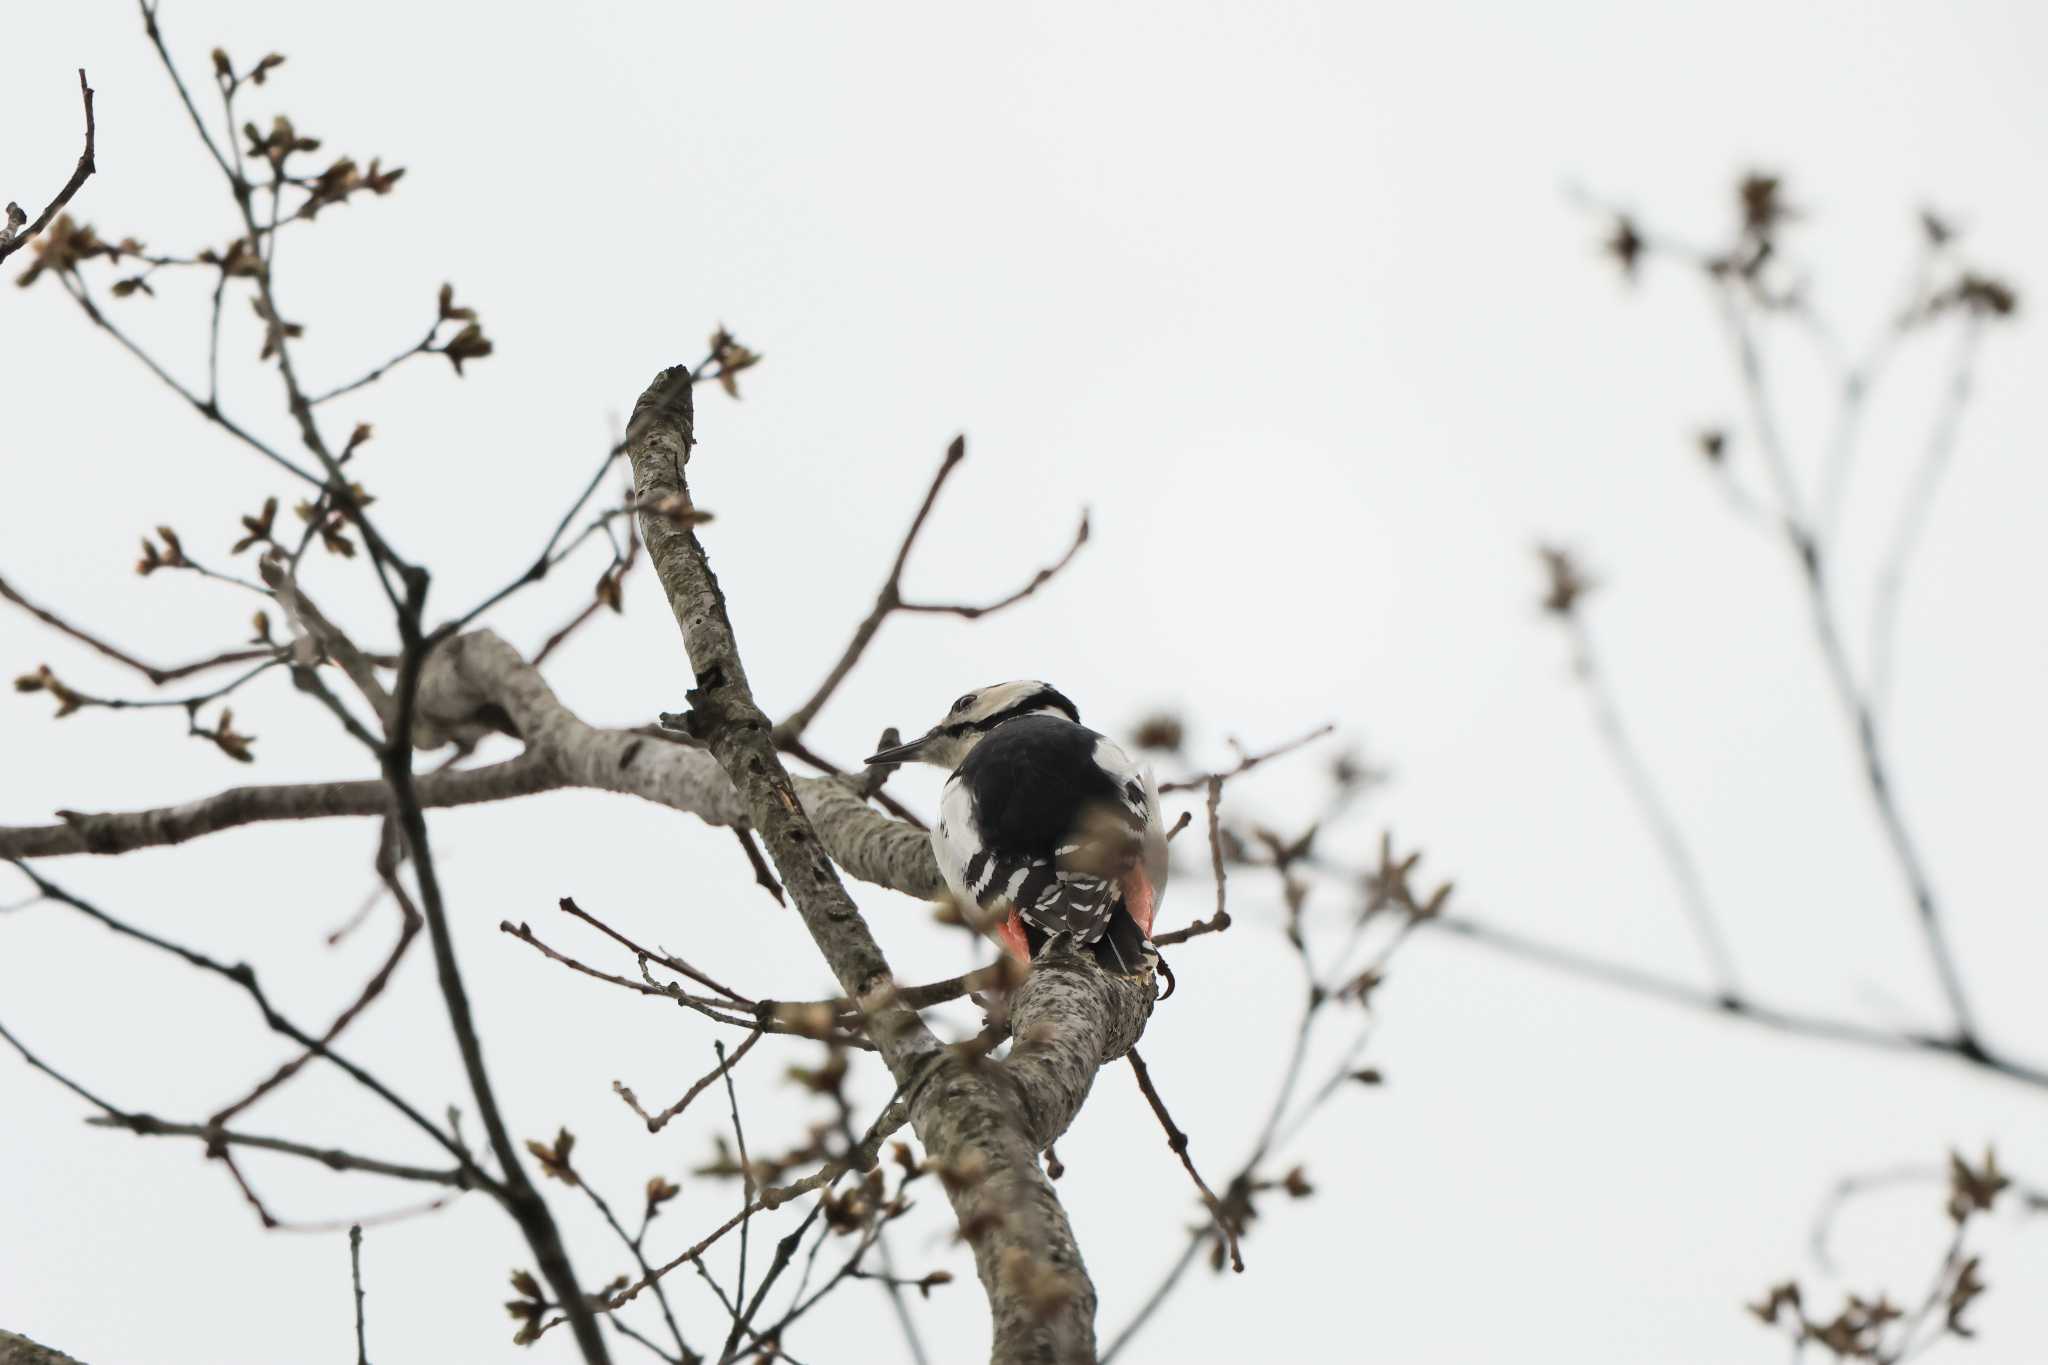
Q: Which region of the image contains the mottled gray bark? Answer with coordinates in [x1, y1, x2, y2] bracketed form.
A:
[0, 1332, 85, 1365]
[1005, 953, 1153, 1146]
[1, 645, 940, 899]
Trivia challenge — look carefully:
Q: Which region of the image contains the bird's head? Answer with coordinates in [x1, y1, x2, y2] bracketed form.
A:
[864, 680, 1081, 770]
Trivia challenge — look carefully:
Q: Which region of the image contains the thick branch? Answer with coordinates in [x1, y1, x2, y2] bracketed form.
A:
[0, 1332, 86, 1365]
[2, 646, 941, 897]
[626, 367, 1125, 1364]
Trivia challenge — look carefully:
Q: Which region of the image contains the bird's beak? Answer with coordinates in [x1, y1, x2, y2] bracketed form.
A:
[865, 728, 936, 766]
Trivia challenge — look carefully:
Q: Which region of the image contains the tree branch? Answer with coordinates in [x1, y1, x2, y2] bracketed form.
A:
[0, 572, 271, 686]
[772, 435, 1088, 744]
[0, 70, 96, 264]
[625, 366, 1138, 1364]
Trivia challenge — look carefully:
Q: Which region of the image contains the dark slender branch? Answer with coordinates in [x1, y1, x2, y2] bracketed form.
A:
[349, 1225, 370, 1365]
[1159, 724, 1334, 793]
[21, 656, 278, 718]
[558, 896, 754, 1004]
[733, 827, 787, 906]
[208, 852, 422, 1126]
[1154, 777, 1230, 946]
[618, 1029, 762, 1133]
[1868, 319, 1983, 713]
[736, 1220, 887, 1359]
[776, 737, 927, 829]
[1100, 1234, 1204, 1364]
[599, 1096, 911, 1319]
[309, 324, 440, 405]
[499, 920, 815, 1041]
[3, 1017, 477, 1192]
[359, 545, 605, 1363]
[719, 1041, 758, 1363]
[84, 1113, 478, 1188]
[1423, 913, 2047, 1089]
[894, 512, 1087, 619]
[773, 435, 1088, 742]
[1719, 286, 1981, 1050]
[774, 436, 966, 740]
[533, 506, 642, 667]
[0, 70, 96, 264]
[443, 441, 627, 635]
[0, 572, 273, 685]
[138, 2, 237, 185]
[573, 1176, 691, 1363]
[59, 271, 324, 485]
[1813, 238, 1941, 540]
[607, 1317, 681, 1365]
[1127, 1049, 1241, 1272]
[1110, 818, 1421, 1360]
[722, 1198, 829, 1364]
[206, 270, 227, 405]
[9, 861, 482, 1167]
[262, 1196, 455, 1236]
[1563, 613, 1740, 995]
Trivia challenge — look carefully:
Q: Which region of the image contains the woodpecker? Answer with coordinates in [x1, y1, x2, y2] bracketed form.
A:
[866, 681, 1167, 974]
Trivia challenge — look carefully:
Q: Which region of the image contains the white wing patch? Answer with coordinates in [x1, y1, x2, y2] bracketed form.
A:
[1091, 735, 1169, 912]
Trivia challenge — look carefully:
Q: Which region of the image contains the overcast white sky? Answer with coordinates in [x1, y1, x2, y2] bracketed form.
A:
[4, 2, 2046, 1362]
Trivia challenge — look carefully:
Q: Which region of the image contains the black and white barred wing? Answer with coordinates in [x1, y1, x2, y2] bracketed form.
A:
[934, 777, 1120, 943]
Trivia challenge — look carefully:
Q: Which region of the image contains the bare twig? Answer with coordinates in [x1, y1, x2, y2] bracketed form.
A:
[380, 570, 611, 1362]
[58, 271, 324, 485]
[10, 862, 481, 1167]
[733, 827, 787, 906]
[2, 1016, 476, 1192]
[598, 1095, 911, 1319]
[498, 919, 803, 1041]
[349, 1225, 370, 1365]
[445, 442, 627, 634]
[1812, 237, 1943, 540]
[773, 435, 1088, 742]
[1159, 724, 1335, 793]
[1127, 1048, 1242, 1272]
[1153, 777, 1229, 947]
[1868, 319, 1984, 714]
[309, 323, 439, 405]
[1100, 1235, 1204, 1363]
[777, 736, 928, 829]
[208, 850, 423, 1126]
[80, 1113, 478, 1188]
[719, 1041, 758, 1363]
[570, 1172, 692, 1362]
[1718, 282, 1981, 1051]
[557, 896, 753, 1005]
[0, 573, 272, 685]
[1561, 612, 1740, 996]
[0, 70, 96, 264]
[618, 1029, 763, 1133]
[532, 505, 642, 667]
[1424, 913, 2047, 1089]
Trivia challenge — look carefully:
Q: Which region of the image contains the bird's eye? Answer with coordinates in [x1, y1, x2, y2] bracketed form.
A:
[953, 693, 977, 714]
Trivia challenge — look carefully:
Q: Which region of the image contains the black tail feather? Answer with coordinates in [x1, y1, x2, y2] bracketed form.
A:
[1020, 905, 1156, 977]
